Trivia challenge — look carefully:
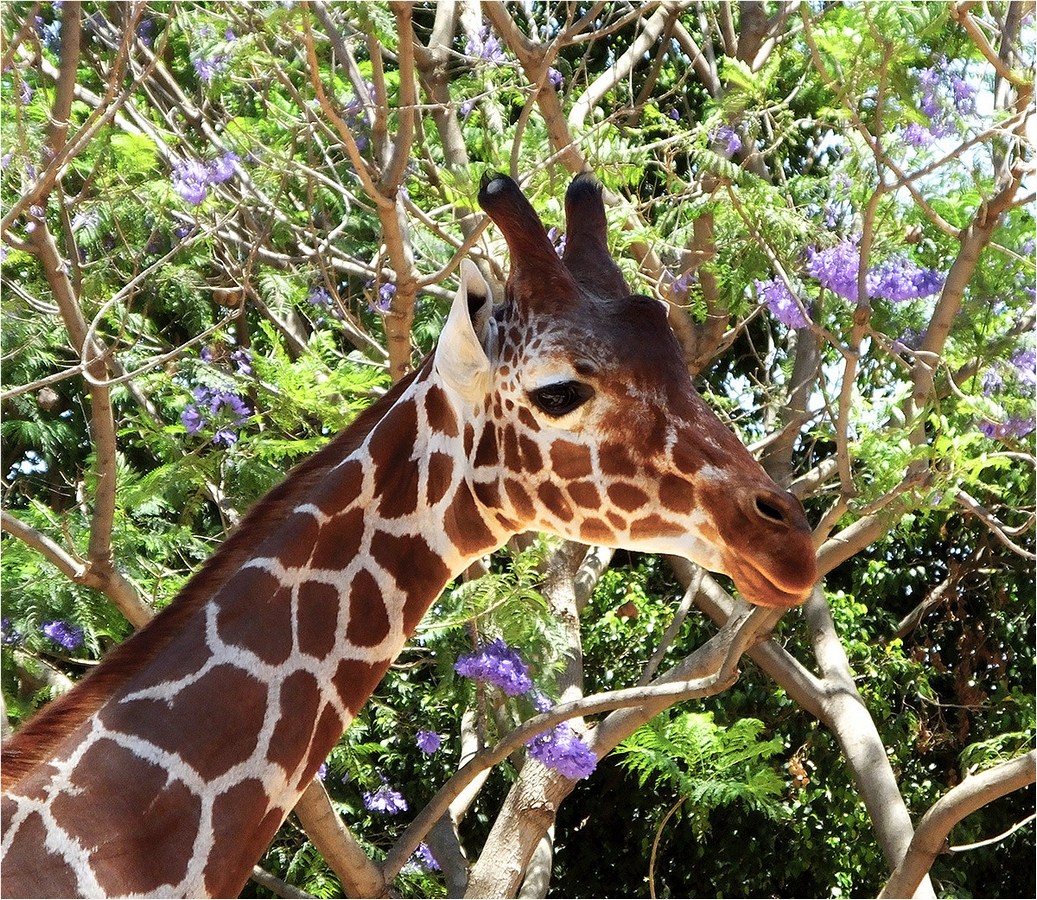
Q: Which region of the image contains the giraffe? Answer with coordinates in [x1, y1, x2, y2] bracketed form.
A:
[0, 172, 817, 898]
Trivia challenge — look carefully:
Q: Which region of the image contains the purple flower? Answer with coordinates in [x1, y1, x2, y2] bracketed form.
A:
[2, 618, 23, 647]
[712, 125, 742, 155]
[455, 638, 533, 696]
[316, 762, 328, 781]
[43, 620, 84, 651]
[526, 723, 597, 780]
[867, 257, 943, 302]
[903, 122, 935, 148]
[416, 730, 442, 754]
[806, 239, 861, 302]
[547, 227, 566, 258]
[137, 18, 154, 47]
[672, 271, 696, 300]
[413, 842, 441, 872]
[172, 158, 210, 206]
[465, 25, 506, 63]
[547, 67, 563, 89]
[755, 278, 809, 329]
[950, 75, 976, 116]
[307, 286, 332, 307]
[529, 688, 554, 713]
[231, 348, 253, 376]
[363, 782, 408, 815]
[981, 368, 1004, 396]
[979, 417, 1035, 440]
[193, 54, 227, 83]
[459, 99, 475, 119]
[1011, 348, 1036, 387]
[181, 404, 205, 434]
[207, 151, 238, 183]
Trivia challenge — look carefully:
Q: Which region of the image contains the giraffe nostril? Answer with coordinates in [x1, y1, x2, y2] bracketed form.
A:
[754, 495, 788, 525]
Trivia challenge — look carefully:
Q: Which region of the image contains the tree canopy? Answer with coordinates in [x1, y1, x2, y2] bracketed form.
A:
[1, 2, 1034, 898]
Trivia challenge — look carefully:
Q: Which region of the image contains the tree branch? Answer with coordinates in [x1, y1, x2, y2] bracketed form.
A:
[878, 751, 1037, 899]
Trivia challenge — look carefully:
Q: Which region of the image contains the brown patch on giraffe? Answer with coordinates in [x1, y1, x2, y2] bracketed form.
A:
[671, 436, 707, 477]
[332, 657, 392, 717]
[105, 665, 267, 781]
[370, 531, 454, 632]
[1, 809, 82, 897]
[368, 397, 418, 476]
[537, 482, 574, 523]
[658, 473, 696, 513]
[442, 487, 500, 558]
[473, 478, 502, 509]
[567, 480, 601, 509]
[517, 406, 540, 432]
[300, 703, 345, 790]
[216, 571, 294, 666]
[276, 512, 321, 569]
[474, 425, 499, 468]
[630, 513, 684, 541]
[345, 568, 391, 648]
[311, 507, 365, 571]
[607, 482, 651, 512]
[51, 739, 199, 895]
[518, 434, 543, 470]
[426, 450, 455, 507]
[502, 424, 522, 472]
[205, 779, 284, 898]
[504, 478, 536, 520]
[423, 384, 458, 437]
[296, 579, 340, 659]
[375, 465, 420, 520]
[607, 510, 628, 531]
[550, 440, 593, 479]
[268, 671, 322, 774]
[600, 445, 639, 479]
[315, 459, 365, 517]
[463, 422, 475, 457]
[580, 517, 613, 544]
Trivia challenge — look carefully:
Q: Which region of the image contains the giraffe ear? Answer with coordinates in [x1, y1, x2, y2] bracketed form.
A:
[435, 259, 493, 401]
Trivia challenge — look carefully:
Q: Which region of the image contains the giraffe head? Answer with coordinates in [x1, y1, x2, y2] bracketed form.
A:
[435, 173, 817, 607]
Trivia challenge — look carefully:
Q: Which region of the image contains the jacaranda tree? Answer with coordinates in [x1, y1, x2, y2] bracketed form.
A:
[2, 2, 1034, 897]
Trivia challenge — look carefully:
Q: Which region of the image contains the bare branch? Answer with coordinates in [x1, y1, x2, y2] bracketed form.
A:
[879, 751, 1037, 899]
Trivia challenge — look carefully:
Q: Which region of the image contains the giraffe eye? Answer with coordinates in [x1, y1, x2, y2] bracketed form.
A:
[529, 381, 594, 417]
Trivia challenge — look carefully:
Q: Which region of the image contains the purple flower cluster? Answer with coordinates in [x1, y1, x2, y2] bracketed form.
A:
[172, 152, 239, 206]
[806, 239, 943, 304]
[363, 782, 409, 815]
[867, 257, 944, 302]
[454, 641, 597, 780]
[193, 53, 228, 84]
[526, 722, 597, 780]
[416, 730, 442, 754]
[978, 417, 1035, 441]
[547, 67, 563, 89]
[181, 384, 251, 446]
[454, 638, 533, 696]
[1, 618, 23, 647]
[413, 842, 441, 872]
[465, 25, 506, 63]
[711, 124, 743, 155]
[902, 65, 976, 148]
[754, 278, 809, 329]
[43, 620, 83, 651]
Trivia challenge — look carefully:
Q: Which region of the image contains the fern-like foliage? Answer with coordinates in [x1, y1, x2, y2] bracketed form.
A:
[615, 710, 788, 838]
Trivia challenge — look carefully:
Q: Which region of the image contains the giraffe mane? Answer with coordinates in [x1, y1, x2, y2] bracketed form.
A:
[0, 366, 423, 791]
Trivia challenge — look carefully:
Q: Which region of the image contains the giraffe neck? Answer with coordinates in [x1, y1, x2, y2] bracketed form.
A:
[0, 361, 507, 898]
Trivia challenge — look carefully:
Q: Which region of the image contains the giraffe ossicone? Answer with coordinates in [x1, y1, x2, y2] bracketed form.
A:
[1, 172, 817, 898]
